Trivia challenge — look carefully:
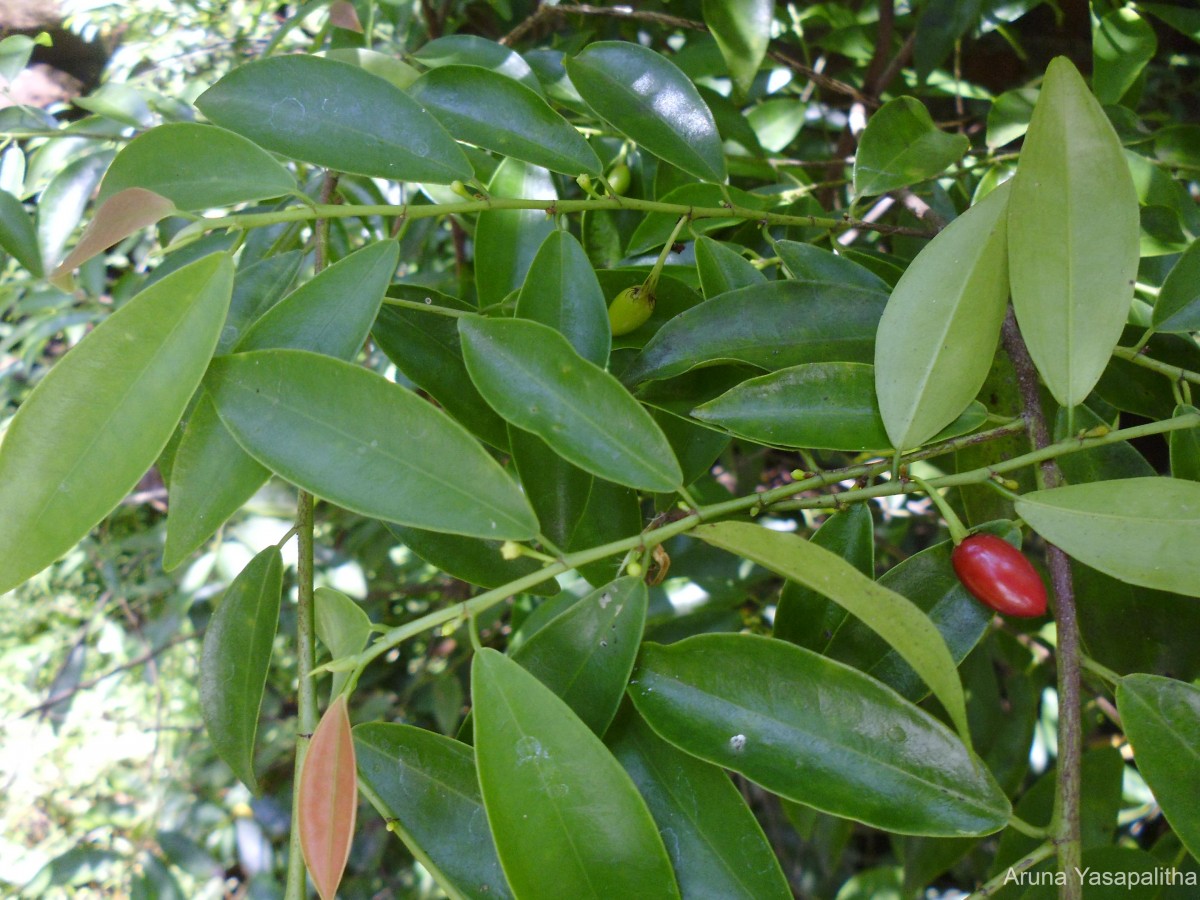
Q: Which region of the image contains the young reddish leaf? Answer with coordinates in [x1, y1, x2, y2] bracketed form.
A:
[299, 695, 357, 900]
[50, 188, 175, 288]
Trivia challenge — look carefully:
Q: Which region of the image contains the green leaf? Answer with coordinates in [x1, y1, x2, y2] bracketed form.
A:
[915, 0, 983, 82]
[165, 243, 397, 569]
[509, 428, 593, 550]
[774, 240, 889, 294]
[0, 254, 233, 594]
[474, 158, 556, 308]
[515, 230, 609, 366]
[1016, 477, 1200, 596]
[875, 181, 1010, 450]
[695, 236, 765, 298]
[511, 577, 648, 735]
[386, 523, 558, 597]
[354, 723, 512, 900]
[825, 527, 1010, 701]
[217, 250, 305, 354]
[373, 293, 510, 451]
[1007, 56, 1139, 409]
[566, 42, 726, 183]
[460, 317, 682, 492]
[1093, 6, 1157, 105]
[1170, 405, 1200, 481]
[567, 477, 643, 588]
[320, 48, 420, 89]
[693, 362, 984, 451]
[98, 123, 297, 211]
[237, 240, 398, 355]
[607, 705, 792, 900]
[412, 34, 543, 94]
[694, 521, 971, 741]
[472, 648, 680, 899]
[195, 55, 471, 183]
[622, 281, 887, 386]
[1116, 674, 1200, 861]
[314, 587, 372, 701]
[1152, 238, 1200, 332]
[199, 546, 283, 793]
[986, 87, 1038, 149]
[774, 503, 874, 650]
[853, 97, 969, 197]
[629, 634, 1009, 836]
[0, 187, 43, 276]
[702, 0, 773, 98]
[206, 349, 538, 540]
[409, 66, 600, 177]
[163, 393, 271, 571]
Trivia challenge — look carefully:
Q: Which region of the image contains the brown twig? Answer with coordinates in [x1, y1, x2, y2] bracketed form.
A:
[1000, 307, 1082, 898]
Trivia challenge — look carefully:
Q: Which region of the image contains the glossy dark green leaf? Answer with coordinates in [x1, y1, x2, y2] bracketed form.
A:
[372, 296, 510, 450]
[509, 428, 593, 550]
[693, 362, 985, 451]
[853, 97, 969, 197]
[472, 648, 680, 899]
[1117, 674, 1200, 860]
[386, 523, 558, 597]
[702, 0, 772, 97]
[199, 546, 283, 793]
[875, 182, 1010, 450]
[774, 240, 889, 294]
[1094, 329, 1200, 421]
[1093, 6, 1157, 105]
[237, 240, 397, 354]
[622, 280, 887, 386]
[354, 724, 512, 899]
[1054, 404, 1154, 485]
[597, 269, 705, 351]
[1170, 405, 1200, 481]
[474, 158, 556, 308]
[1152, 238, 1200, 332]
[98, 123, 297, 211]
[568, 478, 644, 588]
[695, 236, 765, 298]
[460, 317, 682, 492]
[217, 250, 304, 354]
[696, 521, 970, 739]
[627, 184, 771, 255]
[515, 230, 609, 366]
[163, 393, 271, 571]
[409, 66, 600, 177]
[566, 42, 726, 183]
[1016, 478, 1200, 597]
[412, 34, 542, 94]
[0, 187, 43, 275]
[607, 705, 792, 900]
[774, 503, 874, 650]
[206, 349, 538, 539]
[825, 527, 1012, 701]
[165, 243, 397, 569]
[630, 635, 1009, 836]
[1008, 56, 1139, 409]
[196, 55, 471, 183]
[0, 254, 233, 594]
[511, 577, 647, 735]
[314, 587, 371, 701]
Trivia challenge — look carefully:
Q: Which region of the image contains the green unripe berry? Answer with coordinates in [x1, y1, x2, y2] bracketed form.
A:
[608, 285, 654, 336]
[606, 162, 631, 196]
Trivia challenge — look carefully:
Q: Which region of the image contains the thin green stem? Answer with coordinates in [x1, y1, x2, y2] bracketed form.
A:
[381, 296, 472, 317]
[168, 196, 936, 249]
[910, 476, 969, 544]
[1080, 654, 1121, 689]
[1112, 345, 1200, 386]
[967, 841, 1055, 898]
[645, 215, 689, 295]
[1007, 814, 1052, 839]
[341, 413, 1198, 687]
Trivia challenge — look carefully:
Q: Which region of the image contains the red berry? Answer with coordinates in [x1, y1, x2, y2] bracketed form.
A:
[951, 534, 1047, 618]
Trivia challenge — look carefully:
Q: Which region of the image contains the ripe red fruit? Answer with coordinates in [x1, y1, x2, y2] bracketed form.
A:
[951, 533, 1047, 618]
